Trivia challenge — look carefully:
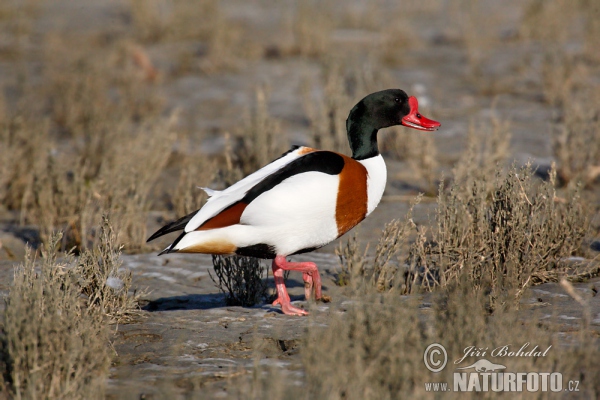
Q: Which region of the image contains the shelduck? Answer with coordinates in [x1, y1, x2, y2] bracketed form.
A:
[147, 89, 440, 315]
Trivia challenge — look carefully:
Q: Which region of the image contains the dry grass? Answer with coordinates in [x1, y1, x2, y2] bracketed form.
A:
[376, 3, 425, 66]
[334, 230, 368, 287]
[76, 216, 146, 324]
[369, 208, 418, 292]
[291, 0, 333, 58]
[129, 0, 259, 74]
[0, 35, 175, 252]
[0, 0, 40, 61]
[552, 90, 600, 187]
[416, 163, 589, 308]
[301, 62, 353, 155]
[244, 279, 600, 400]
[170, 148, 216, 217]
[0, 234, 111, 399]
[0, 1, 268, 254]
[235, 87, 290, 175]
[451, 0, 506, 78]
[452, 113, 512, 190]
[129, 0, 218, 44]
[382, 126, 440, 194]
[516, 1, 600, 186]
[2, 0, 592, 257]
[336, 196, 420, 292]
[0, 218, 144, 397]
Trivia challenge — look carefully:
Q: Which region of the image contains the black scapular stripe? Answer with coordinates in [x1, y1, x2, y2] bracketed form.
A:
[292, 245, 322, 255]
[242, 151, 345, 203]
[147, 209, 199, 242]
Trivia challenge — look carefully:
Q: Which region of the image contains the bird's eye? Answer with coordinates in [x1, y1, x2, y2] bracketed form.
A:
[416, 113, 422, 118]
[394, 98, 400, 103]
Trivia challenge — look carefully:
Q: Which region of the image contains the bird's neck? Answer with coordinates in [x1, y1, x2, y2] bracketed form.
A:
[346, 105, 379, 160]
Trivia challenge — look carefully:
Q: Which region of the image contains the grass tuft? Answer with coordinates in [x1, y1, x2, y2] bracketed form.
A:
[76, 215, 146, 324]
[209, 255, 268, 307]
[0, 233, 111, 399]
[409, 163, 590, 309]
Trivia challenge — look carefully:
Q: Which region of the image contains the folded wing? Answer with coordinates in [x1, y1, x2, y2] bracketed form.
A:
[147, 146, 318, 242]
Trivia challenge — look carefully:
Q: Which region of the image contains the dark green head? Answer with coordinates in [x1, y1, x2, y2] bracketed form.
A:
[346, 89, 441, 160]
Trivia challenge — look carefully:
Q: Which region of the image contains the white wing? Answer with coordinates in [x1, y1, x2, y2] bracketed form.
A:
[184, 146, 312, 232]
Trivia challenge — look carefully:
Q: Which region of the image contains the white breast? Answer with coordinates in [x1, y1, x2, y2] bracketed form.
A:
[358, 154, 387, 216]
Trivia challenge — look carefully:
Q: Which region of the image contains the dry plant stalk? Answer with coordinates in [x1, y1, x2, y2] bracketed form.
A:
[377, 4, 420, 66]
[0, 115, 50, 217]
[334, 231, 368, 287]
[452, 113, 511, 191]
[95, 116, 176, 251]
[76, 215, 146, 324]
[371, 200, 419, 292]
[236, 87, 289, 175]
[0, 233, 110, 399]
[382, 125, 439, 194]
[292, 0, 332, 58]
[23, 115, 175, 251]
[171, 151, 216, 217]
[302, 63, 353, 156]
[336, 195, 421, 291]
[520, 1, 597, 104]
[301, 294, 426, 399]
[552, 92, 600, 187]
[404, 225, 439, 294]
[216, 132, 245, 187]
[209, 255, 268, 307]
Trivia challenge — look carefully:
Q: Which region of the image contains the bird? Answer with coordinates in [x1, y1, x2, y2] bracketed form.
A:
[147, 89, 441, 315]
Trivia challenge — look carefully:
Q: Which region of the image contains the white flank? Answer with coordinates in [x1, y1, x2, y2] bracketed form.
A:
[359, 154, 387, 215]
[240, 171, 339, 255]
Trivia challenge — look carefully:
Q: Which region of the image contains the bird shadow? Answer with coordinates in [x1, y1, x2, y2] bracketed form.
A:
[143, 293, 227, 312]
[143, 278, 317, 312]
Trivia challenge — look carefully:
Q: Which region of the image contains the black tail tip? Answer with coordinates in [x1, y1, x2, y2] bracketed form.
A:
[157, 247, 173, 256]
[146, 233, 160, 243]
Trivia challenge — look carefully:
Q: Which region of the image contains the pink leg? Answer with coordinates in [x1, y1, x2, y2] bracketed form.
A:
[270, 255, 324, 315]
[271, 259, 308, 316]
